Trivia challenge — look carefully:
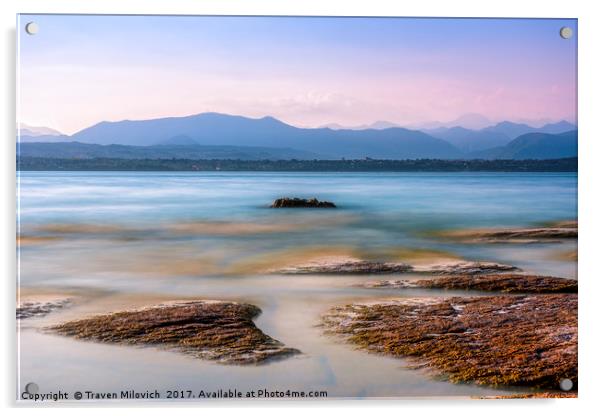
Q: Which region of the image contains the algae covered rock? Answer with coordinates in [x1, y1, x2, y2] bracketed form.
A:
[277, 259, 412, 275]
[360, 274, 578, 293]
[276, 259, 516, 275]
[322, 294, 577, 390]
[51, 301, 300, 365]
[17, 298, 71, 319]
[412, 261, 520, 275]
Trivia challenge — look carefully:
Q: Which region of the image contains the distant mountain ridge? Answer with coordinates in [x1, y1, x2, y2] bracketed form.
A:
[423, 126, 511, 152]
[423, 120, 576, 152]
[320, 121, 401, 130]
[471, 130, 577, 160]
[70, 112, 462, 159]
[19, 113, 577, 160]
[18, 123, 63, 137]
[481, 120, 576, 139]
[18, 123, 72, 143]
[412, 113, 494, 130]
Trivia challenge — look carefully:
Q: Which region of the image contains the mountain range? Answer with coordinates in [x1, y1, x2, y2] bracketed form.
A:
[66, 113, 463, 159]
[18, 123, 63, 137]
[472, 130, 578, 160]
[18, 123, 71, 143]
[423, 120, 576, 152]
[17, 112, 577, 160]
[320, 121, 401, 130]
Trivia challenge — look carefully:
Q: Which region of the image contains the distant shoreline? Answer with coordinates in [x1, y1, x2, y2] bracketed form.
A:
[17, 157, 577, 172]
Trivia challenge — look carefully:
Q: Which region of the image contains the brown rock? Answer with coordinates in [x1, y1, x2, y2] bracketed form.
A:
[360, 274, 577, 293]
[412, 261, 520, 275]
[17, 298, 71, 319]
[322, 294, 577, 390]
[276, 259, 412, 274]
[50, 301, 300, 365]
[276, 259, 516, 275]
[485, 392, 577, 399]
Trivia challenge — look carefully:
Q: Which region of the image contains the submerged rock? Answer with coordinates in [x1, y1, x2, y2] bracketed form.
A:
[549, 220, 578, 229]
[434, 222, 577, 244]
[322, 294, 577, 390]
[276, 259, 412, 274]
[270, 197, 336, 208]
[50, 301, 300, 365]
[412, 261, 519, 275]
[360, 274, 578, 293]
[17, 298, 71, 319]
[276, 259, 517, 275]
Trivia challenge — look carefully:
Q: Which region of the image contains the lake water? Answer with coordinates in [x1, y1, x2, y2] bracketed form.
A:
[17, 171, 577, 400]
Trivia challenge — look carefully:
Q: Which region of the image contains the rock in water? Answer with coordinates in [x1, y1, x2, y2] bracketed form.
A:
[50, 301, 300, 365]
[275, 259, 516, 275]
[434, 221, 577, 244]
[322, 294, 577, 390]
[412, 261, 519, 275]
[270, 197, 336, 208]
[359, 274, 578, 293]
[277, 260, 412, 274]
[17, 298, 71, 319]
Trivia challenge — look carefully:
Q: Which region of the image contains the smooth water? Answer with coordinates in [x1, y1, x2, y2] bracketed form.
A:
[17, 171, 577, 400]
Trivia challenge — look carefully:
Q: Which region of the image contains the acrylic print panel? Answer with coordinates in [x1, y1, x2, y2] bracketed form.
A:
[16, 15, 577, 402]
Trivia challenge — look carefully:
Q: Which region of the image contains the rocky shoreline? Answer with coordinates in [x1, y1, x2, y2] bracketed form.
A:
[322, 294, 577, 390]
[50, 301, 300, 365]
[26, 218, 578, 396]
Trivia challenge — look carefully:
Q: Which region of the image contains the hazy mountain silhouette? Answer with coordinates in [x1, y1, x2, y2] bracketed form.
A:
[412, 113, 493, 130]
[71, 112, 462, 159]
[471, 130, 577, 159]
[320, 121, 401, 130]
[21, 113, 577, 160]
[18, 123, 63, 137]
[422, 126, 512, 152]
[481, 120, 576, 140]
[17, 123, 71, 143]
[424, 120, 576, 152]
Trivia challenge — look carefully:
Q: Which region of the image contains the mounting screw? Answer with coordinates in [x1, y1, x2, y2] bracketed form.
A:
[25, 22, 39, 35]
[25, 382, 39, 394]
[559, 378, 573, 391]
[559, 27, 573, 39]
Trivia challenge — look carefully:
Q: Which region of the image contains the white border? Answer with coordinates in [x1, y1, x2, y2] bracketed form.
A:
[2, 0, 601, 414]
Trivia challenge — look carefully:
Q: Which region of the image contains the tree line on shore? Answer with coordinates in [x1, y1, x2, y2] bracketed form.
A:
[17, 156, 577, 172]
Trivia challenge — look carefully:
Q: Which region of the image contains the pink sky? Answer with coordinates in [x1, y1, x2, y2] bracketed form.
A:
[18, 15, 577, 134]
